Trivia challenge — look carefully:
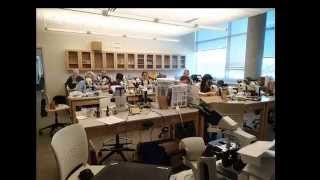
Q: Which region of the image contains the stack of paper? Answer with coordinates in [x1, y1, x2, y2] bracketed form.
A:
[95, 116, 125, 125]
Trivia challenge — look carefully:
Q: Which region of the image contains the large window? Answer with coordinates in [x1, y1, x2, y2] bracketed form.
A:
[196, 18, 248, 83]
[261, 10, 275, 78]
[196, 24, 227, 80]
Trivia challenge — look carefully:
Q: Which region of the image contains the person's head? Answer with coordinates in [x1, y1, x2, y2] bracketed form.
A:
[85, 71, 96, 80]
[116, 73, 124, 82]
[101, 71, 107, 77]
[180, 76, 190, 84]
[200, 74, 213, 92]
[102, 76, 111, 85]
[72, 69, 80, 77]
[183, 69, 190, 76]
[141, 71, 148, 80]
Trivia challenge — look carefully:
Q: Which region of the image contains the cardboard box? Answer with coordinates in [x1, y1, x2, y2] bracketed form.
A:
[91, 41, 102, 51]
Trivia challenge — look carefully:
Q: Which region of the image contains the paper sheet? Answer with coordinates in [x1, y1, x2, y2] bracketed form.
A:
[76, 115, 88, 120]
[95, 116, 125, 125]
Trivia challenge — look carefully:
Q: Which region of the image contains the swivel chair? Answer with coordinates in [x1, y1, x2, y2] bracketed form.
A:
[51, 124, 104, 180]
[97, 97, 135, 164]
[39, 94, 71, 136]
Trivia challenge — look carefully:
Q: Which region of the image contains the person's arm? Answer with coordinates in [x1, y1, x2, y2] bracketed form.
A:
[76, 80, 86, 93]
[198, 91, 217, 97]
[65, 76, 72, 87]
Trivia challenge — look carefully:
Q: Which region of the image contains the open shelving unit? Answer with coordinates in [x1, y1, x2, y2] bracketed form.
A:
[81, 51, 92, 69]
[137, 54, 145, 69]
[65, 50, 186, 71]
[164, 55, 171, 69]
[146, 54, 154, 69]
[93, 51, 103, 69]
[66, 51, 79, 69]
[172, 55, 178, 69]
[180, 55, 186, 69]
[127, 53, 136, 69]
[105, 52, 115, 69]
[155, 54, 162, 69]
[116, 53, 125, 69]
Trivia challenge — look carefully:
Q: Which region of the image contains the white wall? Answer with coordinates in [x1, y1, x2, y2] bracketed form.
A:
[36, 30, 195, 99]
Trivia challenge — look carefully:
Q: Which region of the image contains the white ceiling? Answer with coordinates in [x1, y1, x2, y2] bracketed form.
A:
[37, 8, 271, 39]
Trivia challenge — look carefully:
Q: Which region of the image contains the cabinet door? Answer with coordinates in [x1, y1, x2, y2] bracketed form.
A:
[116, 53, 126, 69]
[105, 52, 115, 69]
[65, 50, 80, 69]
[172, 55, 178, 69]
[180, 55, 186, 69]
[155, 54, 163, 69]
[137, 54, 145, 69]
[146, 54, 154, 69]
[93, 51, 103, 70]
[127, 53, 136, 69]
[164, 55, 171, 69]
[80, 51, 92, 70]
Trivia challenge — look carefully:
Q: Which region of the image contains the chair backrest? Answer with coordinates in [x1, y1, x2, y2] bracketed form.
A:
[51, 124, 88, 180]
[198, 157, 218, 180]
[53, 95, 67, 105]
[180, 137, 206, 161]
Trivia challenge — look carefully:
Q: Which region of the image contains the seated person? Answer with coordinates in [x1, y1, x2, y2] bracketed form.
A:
[95, 71, 111, 91]
[77, 71, 97, 93]
[111, 73, 124, 86]
[65, 69, 84, 90]
[199, 74, 218, 96]
[180, 69, 191, 84]
[140, 71, 150, 86]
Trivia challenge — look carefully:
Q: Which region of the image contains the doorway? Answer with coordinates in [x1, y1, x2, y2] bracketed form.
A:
[36, 48, 45, 91]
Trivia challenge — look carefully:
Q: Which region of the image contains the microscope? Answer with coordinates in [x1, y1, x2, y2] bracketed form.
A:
[206, 116, 257, 171]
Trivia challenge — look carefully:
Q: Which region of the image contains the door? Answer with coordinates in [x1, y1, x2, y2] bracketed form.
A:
[36, 48, 45, 91]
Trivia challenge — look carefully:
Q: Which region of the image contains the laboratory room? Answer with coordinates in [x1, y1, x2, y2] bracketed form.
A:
[36, 8, 275, 180]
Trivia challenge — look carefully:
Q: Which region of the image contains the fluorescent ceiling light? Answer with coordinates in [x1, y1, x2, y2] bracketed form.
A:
[63, 8, 226, 32]
[44, 27, 180, 42]
[45, 27, 87, 34]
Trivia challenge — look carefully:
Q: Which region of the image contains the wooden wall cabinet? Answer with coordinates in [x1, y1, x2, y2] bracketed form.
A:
[127, 53, 136, 69]
[65, 50, 80, 69]
[80, 51, 92, 70]
[93, 51, 104, 70]
[164, 55, 171, 69]
[172, 55, 178, 69]
[180, 55, 186, 69]
[146, 54, 154, 69]
[155, 54, 163, 69]
[137, 54, 145, 69]
[65, 50, 186, 71]
[105, 52, 115, 69]
[116, 53, 126, 69]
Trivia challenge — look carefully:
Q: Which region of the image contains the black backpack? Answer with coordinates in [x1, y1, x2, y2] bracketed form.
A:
[136, 141, 170, 165]
[52, 95, 67, 105]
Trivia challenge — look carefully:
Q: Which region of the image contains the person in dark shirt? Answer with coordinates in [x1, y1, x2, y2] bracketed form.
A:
[65, 69, 84, 90]
[111, 73, 124, 86]
[199, 74, 217, 96]
[180, 69, 191, 84]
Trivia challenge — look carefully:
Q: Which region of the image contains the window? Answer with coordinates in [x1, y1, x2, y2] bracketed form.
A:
[196, 18, 248, 83]
[196, 49, 226, 79]
[261, 10, 275, 78]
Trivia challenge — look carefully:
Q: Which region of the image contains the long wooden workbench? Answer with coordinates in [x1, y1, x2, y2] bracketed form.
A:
[77, 107, 202, 140]
[200, 96, 275, 140]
